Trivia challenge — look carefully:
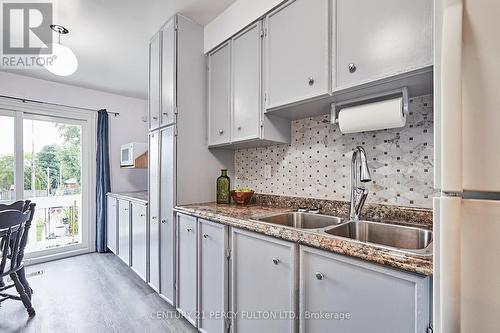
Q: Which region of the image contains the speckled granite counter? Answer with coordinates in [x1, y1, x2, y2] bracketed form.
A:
[175, 197, 433, 276]
[107, 191, 148, 205]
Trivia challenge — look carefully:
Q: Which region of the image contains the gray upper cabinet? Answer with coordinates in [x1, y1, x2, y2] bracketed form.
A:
[265, 0, 331, 110]
[335, 0, 433, 89]
[300, 246, 430, 333]
[198, 219, 228, 333]
[176, 213, 198, 327]
[161, 18, 176, 127]
[231, 229, 297, 333]
[208, 42, 231, 146]
[106, 196, 117, 254]
[231, 22, 262, 142]
[159, 126, 175, 304]
[149, 31, 161, 130]
[148, 132, 160, 292]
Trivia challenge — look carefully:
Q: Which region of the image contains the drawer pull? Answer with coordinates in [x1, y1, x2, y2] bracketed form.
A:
[308, 77, 315, 86]
[203, 234, 209, 239]
[161, 219, 167, 224]
[187, 228, 193, 232]
[151, 216, 157, 220]
[315, 272, 325, 280]
[272, 258, 279, 265]
[219, 129, 224, 135]
[348, 63, 357, 73]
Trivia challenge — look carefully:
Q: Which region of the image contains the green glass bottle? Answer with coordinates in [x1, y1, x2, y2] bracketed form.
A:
[216, 169, 231, 204]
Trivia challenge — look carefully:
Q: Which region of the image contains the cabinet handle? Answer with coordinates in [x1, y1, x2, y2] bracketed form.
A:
[187, 228, 192, 232]
[315, 272, 325, 280]
[140, 214, 145, 217]
[272, 258, 279, 265]
[219, 129, 224, 135]
[162, 112, 168, 115]
[151, 216, 157, 220]
[124, 208, 128, 211]
[153, 116, 158, 120]
[237, 126, 241, 131]
[308, 77, 315, 86]
[161, 219, 167, 223]
[203, 234, 209, 239]
[348, 63, 357, 73]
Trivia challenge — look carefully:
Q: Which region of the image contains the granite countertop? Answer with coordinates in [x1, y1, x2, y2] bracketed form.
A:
[107, 191, 148, 204]
[175, 200, 433, 276]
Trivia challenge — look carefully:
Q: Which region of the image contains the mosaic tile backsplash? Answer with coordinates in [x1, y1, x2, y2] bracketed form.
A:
[235, 94, 435, 208]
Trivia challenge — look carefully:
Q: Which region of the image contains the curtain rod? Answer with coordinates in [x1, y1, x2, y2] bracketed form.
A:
[0, 94, 120, 117]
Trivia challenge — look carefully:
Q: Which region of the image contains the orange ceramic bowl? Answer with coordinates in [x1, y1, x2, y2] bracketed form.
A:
[230, 190, 254, 205]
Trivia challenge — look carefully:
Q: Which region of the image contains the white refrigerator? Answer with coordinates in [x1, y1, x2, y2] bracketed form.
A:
[434, 0, 500, 332]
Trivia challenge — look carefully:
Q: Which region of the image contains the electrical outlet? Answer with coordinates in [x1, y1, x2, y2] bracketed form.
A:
[264, 164, 272, 179]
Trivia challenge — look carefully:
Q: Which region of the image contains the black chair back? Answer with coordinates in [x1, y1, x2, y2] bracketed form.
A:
[0, 201, 36, 316]
[0, 209, 31, 277]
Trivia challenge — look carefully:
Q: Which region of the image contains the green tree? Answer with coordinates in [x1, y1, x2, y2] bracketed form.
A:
[0, 154, 14, 191]
[36, 144, 60, 191]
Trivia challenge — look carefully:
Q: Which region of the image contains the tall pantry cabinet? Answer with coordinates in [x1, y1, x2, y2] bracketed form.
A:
[148, 14, 233, 305]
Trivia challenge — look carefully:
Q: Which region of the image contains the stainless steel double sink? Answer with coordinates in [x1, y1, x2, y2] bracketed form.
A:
[252, 212, 432, 256]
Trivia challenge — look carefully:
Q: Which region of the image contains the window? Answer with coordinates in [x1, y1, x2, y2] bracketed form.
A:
[0, 100, 96, 263]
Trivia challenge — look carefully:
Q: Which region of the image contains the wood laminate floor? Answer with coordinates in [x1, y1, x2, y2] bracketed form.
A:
[0, 253, 197, 333]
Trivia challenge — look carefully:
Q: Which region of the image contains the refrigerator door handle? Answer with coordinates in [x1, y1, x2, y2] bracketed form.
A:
[440, 0, 464, 192]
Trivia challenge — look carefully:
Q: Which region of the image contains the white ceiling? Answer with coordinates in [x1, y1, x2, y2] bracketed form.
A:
[2, 0, 236, 99]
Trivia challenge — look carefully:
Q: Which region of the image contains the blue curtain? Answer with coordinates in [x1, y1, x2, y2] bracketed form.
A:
[96, 110, 111, 253]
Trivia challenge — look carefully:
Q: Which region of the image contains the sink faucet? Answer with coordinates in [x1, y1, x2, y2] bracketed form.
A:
[350, 146, 372, 221]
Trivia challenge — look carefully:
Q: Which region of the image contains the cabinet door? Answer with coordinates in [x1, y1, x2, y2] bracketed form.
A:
[176, 213, 198, 326]
[231, 229, 297, 333]
[149, 31, 161, 130]
[300, 246, 430, 333]
[106, 196, 117, 253]
[159, 126, 175, 304]
[265, 0, 330, 109]
[231, 22, 262, 142]
[336, 0, 433, 88]
[117, 199, 130, 265]
[199, 219, 228, 333]
[161, 18, 176, 127]
[131, 203, 147, 281]
[148, 132, 160, 291]
[208, 42, 231, 146]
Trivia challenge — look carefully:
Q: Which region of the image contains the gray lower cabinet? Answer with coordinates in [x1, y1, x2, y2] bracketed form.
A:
[159, 126, 176, 304]
[300, 246, 430, 333]
[148, 131, 160, 291]
[176, 213, 198, 326]
[198, 219, 228, 333]
[117, 199, 130, 265]
[131, 203, 147, 281]
[265, 0, 330, 109]
[231, 228, 297, 333]
[335, 0, 433, 89]
[106, 196, 118, 254]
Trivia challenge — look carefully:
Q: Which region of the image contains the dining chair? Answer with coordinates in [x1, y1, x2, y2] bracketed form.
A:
[0, 203, 36, 317]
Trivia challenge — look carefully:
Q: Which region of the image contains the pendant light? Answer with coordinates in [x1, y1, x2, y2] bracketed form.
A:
[42, 24, 78, 76]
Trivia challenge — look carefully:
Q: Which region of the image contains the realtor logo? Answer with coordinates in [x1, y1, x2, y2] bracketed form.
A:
[2, 2, 52, 54]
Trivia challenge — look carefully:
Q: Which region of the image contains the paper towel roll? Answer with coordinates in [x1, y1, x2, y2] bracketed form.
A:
[338, 97, 406, 134]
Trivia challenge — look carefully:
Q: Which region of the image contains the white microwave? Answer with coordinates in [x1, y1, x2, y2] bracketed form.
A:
[120, 142, 147, 167]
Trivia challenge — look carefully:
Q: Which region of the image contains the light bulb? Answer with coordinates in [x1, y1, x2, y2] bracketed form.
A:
[42, 43, 78, 76]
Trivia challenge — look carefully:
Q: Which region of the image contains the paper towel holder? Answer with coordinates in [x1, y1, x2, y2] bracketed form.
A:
[331, 87, 409, 125]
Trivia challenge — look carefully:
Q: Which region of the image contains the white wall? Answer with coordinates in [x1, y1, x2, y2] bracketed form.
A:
[0, 71, 148, 193]
[204, 0, 283, 53]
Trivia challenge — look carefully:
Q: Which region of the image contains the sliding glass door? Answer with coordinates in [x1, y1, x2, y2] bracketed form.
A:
[0, 104, 95, 263]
